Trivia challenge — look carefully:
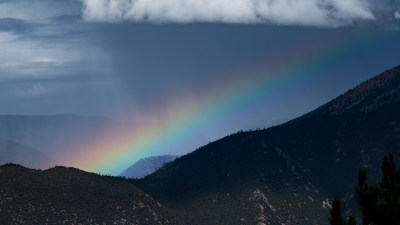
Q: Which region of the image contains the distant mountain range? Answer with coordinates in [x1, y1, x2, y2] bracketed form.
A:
[120, 155, 179, 178]
[0, 138, 53, 169]
[1, 65, 400, 224]
[0, 115, 178, 177]
[0, 114, 120, 169]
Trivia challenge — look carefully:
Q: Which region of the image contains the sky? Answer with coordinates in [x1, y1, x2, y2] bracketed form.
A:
[1, 0, 400, 174]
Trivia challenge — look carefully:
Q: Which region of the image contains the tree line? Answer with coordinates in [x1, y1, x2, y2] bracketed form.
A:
[329, 154, 400, 225]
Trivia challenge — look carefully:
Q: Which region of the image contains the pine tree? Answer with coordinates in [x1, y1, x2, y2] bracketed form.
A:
[329, 198, 358, 225]
[329, 197, 344, 225]
[330, 154, 400, 225]
[356, 154, 400, 225]
[347, 216, 356, 225]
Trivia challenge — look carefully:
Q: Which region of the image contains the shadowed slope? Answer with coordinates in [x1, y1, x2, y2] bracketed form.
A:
[0, 164, 183, 225]
[135, 65, 400, 225]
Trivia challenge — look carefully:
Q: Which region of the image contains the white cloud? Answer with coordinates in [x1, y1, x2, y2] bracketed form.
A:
[81, 0, 375, 27]
[395, 11, 400, 19]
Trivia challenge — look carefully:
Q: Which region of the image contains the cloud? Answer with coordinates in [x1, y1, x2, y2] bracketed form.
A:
[0, 18, 36, 34]
[30, 57, 60, 64]
[0, 0, 81, 20]
[10, 83, 52, 97]
[81, 0, 375, 26]
[395, 11, 400, 19]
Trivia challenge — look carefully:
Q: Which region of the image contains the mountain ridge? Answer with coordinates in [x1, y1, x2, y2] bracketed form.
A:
[0, 163, 183, 224]
[120, 155, 179, 178]
[1, 65, 400, 224]
[297, 64, 400, 119]
[134, 65, 400, 224]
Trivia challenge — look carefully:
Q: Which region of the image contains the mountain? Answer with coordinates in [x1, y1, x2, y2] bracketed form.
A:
[1, 65, 399, 224]
[0, 164, 183, 225]
[134, 65, 400, 224]
[120, 155, 179, 178]
[0, 138, 53, 169]
[0, 114, 121, 168]
[298, 65, 400, 118]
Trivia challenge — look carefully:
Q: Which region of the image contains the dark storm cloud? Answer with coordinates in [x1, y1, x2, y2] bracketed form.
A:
[50, 14, 82, 24]
[366, 0, 400, 25]
[0, 0, 132, 118]
[0, 0, 399, 123]
[0, 0, 85, 42]
[0, 18, 37, 34]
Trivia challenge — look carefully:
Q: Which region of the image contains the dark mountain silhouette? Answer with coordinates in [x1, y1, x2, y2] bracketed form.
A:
[134, 65, 400, 224]
[1, 65, 399, 224]
[120, 155, 179, 178]
[0, 164, 183, 225]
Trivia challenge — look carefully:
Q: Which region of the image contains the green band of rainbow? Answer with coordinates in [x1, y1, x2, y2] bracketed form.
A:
[62, 28, 399, 175]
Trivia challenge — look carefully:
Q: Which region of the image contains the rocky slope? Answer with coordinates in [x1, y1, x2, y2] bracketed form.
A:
[0, 164, 183, 225]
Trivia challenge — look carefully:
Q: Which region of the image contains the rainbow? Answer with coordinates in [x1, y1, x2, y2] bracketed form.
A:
[62, 28, 399, 175]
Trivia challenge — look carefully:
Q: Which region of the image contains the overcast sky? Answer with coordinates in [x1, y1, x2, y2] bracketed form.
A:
[1, 0, 400, 131]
